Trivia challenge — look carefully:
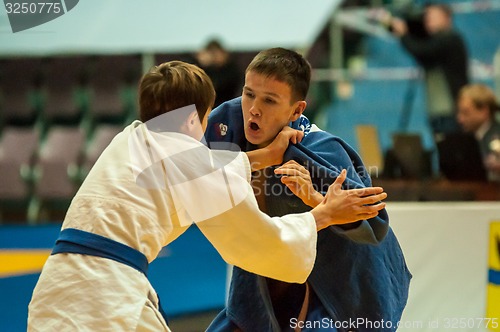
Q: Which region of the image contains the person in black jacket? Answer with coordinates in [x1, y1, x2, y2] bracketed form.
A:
[391, 3, 469, 137]
[195, 39, 243, 108]
[457, 83, 500, 181]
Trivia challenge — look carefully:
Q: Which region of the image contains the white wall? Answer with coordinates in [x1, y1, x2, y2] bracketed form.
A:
[388, 202, 500, 332]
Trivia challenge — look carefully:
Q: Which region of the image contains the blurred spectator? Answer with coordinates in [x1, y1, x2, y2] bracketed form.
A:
[495, 46, 500, 101]
[457, 84, 500, 181]
[391, 3, 469, 137]
[195, 39, 242, 107]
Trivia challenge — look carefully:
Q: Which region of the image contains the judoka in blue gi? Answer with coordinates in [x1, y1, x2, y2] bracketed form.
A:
[205, 48, 412, 332]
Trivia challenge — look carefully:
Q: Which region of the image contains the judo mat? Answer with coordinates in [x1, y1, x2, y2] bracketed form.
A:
[0, 224, 227, 331]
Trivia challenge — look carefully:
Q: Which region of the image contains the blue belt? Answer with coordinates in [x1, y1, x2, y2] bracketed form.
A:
[52, 228, 149, 274]
[51, 228, 168, 324]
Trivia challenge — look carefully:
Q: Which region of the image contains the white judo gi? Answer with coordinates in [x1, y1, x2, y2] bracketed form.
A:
[28, 120, 317, 331]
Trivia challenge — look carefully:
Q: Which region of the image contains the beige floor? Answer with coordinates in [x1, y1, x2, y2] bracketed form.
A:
[168, 310, 221, 332]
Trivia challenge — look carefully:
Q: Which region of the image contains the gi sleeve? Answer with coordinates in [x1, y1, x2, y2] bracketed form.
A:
[164, 144, 318, 284]
[129, 123, 318, 283]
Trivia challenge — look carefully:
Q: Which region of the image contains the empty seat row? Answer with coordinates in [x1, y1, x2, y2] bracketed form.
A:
[0, 123, 123, 224]
[0, 55, 142, 134]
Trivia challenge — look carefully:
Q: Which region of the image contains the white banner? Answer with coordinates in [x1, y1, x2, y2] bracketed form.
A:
[388, 202, 500, 332]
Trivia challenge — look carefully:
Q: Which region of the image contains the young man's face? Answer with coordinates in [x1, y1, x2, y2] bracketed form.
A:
[457, 95, 489, 133]
[241, 71, 305, 148]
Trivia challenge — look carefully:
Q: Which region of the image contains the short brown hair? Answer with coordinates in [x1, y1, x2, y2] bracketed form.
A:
[246, 48, 311, 102]
[459, 84, 499, 117]
[139, 61, 215, 122]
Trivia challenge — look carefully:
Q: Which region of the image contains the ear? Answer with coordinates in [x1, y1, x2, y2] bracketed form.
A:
[289, 101, 307, 122]
[180, 110, 200, 134]
[186, 110, 200, 127]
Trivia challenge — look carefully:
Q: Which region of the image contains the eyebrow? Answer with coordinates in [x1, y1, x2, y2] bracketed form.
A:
[243, 86, 281, 99]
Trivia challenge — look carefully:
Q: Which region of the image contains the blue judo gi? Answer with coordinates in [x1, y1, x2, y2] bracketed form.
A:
[205, 98, 411, 332]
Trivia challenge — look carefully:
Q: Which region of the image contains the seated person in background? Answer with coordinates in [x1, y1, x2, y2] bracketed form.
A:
[457, 83, 500, 181]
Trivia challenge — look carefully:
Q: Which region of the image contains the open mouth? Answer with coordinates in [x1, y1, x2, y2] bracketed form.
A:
[249, 122, 260, 131]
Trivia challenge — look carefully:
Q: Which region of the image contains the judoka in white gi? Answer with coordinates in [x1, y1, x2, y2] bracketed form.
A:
[27, 61, 375, 331]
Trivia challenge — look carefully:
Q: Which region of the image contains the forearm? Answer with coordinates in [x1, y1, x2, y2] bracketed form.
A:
[246, 147, 277, 171]
[303, 191, 324, 208]
[197, 193, 317, 283]
[310, 205, 329, 232]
